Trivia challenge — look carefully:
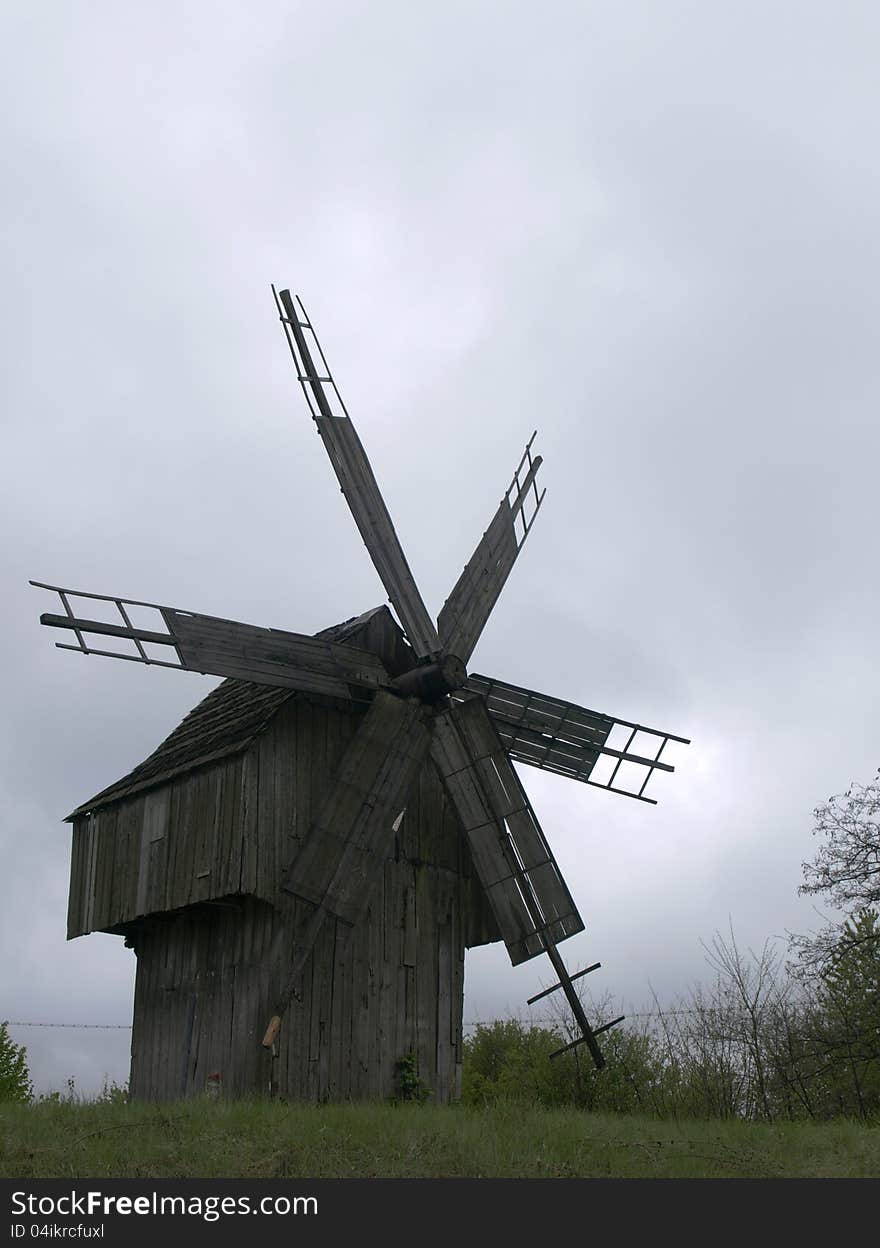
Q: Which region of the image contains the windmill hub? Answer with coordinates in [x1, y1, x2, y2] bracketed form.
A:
[391, 653, 467, 703]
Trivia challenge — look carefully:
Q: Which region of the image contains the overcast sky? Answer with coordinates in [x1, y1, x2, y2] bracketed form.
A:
[2, 1, 878, 1096]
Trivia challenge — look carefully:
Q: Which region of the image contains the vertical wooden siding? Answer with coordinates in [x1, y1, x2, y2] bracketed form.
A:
[74, 694, 497, 1101]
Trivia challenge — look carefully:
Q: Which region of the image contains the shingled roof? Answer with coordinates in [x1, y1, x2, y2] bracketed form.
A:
[66, 606, 392, 820]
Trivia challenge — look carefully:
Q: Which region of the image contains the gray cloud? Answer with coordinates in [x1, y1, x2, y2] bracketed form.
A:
[2, 0, 878, 1092]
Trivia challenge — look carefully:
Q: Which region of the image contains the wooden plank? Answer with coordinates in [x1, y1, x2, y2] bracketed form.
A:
[146, 825, 168, 916]
[296, 904, 316, 1101]
[365, 881, 383, 1099]
[429, 720, 510, 887]
[350, 913, 371, 1098]
[163, 779, 183, 913]
[230, 911, 252, 1098]
[239, 751, 258, 896]
[477, 686, 611, 742]
[167, 608, 388, 697]
[392, 861, 413, 1078]
[120, 800, 142, 926]
[430, 717, 532, 957]
[306, 920, 326, 1100]
[109, 803, 129, 926]
[76, 815, 94, 934]
[283, 691, 430, 926]
[317, 921, 335, 1099]
[281, 900, 308, 1101]
[83, 813, 99, 933]
[67, 822, 85, 937]
[212, 762, 232, 899]
[339, 923, 356, 1101]
[272, 701, 298, 896]
[193, 769, 217, 905]
[493, 732, 602, 783]
[377, 865, 398, 1096]
[451, 888, 466, 1101]
[187, 772, 207, 907]
[437, 500, 519, 664]
[428, 765, 457, 874]
[436, 921, 452, 1103]
[293, 699, 313, 869]
[149, 925, 164, 1099]
[431, 699, 584, 967]
[173, 776, 195, 909]
[414, 864, 435, 1101]
[257, 730, 276, 902]
[403, 882, 417, 967]
[437, 441, 545, 665]
[328, 916, 351, 1100]
[463, 672, 651, 791]
[135, 788, 169, 916]
[230, 754, 248, 896]
[457, 697, 581, 890]
[278, 288, 440, 658]
[83, 813, 98, 932]
[193, 777, 216, 905]
[91, 807, 110, 930]
[221, 754, 241, 896]
[493, 720, 602, 768]
[253, 906, 275, 1099]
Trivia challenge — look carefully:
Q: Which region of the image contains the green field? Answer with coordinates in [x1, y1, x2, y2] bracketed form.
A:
[2, 1100, 878, 1179]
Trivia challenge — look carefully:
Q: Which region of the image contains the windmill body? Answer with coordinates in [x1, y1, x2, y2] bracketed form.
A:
[35, 288, 688, 1102]
[66, 608, 497, 1101]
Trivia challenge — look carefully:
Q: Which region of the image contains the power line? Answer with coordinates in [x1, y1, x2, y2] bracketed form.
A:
[5, 1021, 131, 1030]
[7, 1009, 715, 1032]
[462, 1008, 714, 1026]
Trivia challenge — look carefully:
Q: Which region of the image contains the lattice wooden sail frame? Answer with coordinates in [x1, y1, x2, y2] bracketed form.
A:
[30, 581, 386, 703]
[462, 673, 689, 805]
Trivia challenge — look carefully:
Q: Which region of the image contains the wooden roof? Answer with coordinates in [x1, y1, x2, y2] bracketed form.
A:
[66, 606, 402, 820]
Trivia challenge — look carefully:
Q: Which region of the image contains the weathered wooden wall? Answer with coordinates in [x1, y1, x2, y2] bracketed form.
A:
[70, 693, 498, 1102]
[129, 862, 472, 1103]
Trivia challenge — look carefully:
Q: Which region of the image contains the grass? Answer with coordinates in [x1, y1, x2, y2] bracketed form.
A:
[1, 1100, 878, 1178]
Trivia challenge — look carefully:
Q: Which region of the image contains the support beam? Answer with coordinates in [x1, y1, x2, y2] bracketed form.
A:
[549, 1015, 625, 1060]
[526, 961, 600, 1006]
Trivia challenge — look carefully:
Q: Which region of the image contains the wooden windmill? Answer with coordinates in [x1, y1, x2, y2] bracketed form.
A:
[32, 288, 688, 1102]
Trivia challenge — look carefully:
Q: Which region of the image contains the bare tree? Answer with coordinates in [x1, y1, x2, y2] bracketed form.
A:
[701, 925, 783, 1121]
[793, 773, 880, 972]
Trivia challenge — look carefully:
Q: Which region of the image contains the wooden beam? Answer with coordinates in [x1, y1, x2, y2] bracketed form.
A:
[263, 691, 431, 1045]
[277, 288, 440, 659]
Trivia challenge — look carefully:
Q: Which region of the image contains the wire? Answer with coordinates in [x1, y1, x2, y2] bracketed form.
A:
[6, 1009, 714, 1032]
[5, 1021, 132, 1030]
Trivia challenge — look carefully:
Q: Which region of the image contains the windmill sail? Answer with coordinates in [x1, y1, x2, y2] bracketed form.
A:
[264, 689, 431, 1046]
[431, 694, 584, 966]
[275, 288, 440, 659]
[32, 581, 389, 701]
[437, 434, 545, 665]
[464, 673, 690, 804]
[282, 690, 430, 925]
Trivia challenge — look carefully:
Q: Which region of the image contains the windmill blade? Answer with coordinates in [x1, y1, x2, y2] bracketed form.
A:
[430, 694, 610, 1067]
[430, 694, 584, 967]
[437, 433, 545, 665]
[282, 690, 430, 923]
[464, 673, 690, 804]
[263, 689, 431, 1045]
[31, 581, 389, 702]
[274, 287, 440, 659]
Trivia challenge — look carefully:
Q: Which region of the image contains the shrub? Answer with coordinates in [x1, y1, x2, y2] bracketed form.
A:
[0, 1022, 33, 1103]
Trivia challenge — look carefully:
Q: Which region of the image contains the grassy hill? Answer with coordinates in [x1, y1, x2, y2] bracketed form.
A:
[2, 1100, 878, 1178]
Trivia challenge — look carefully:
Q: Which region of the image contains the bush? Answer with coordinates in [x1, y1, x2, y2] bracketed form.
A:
[462, 1020, 571, 1108]
[0, 1022, 33, 1103]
